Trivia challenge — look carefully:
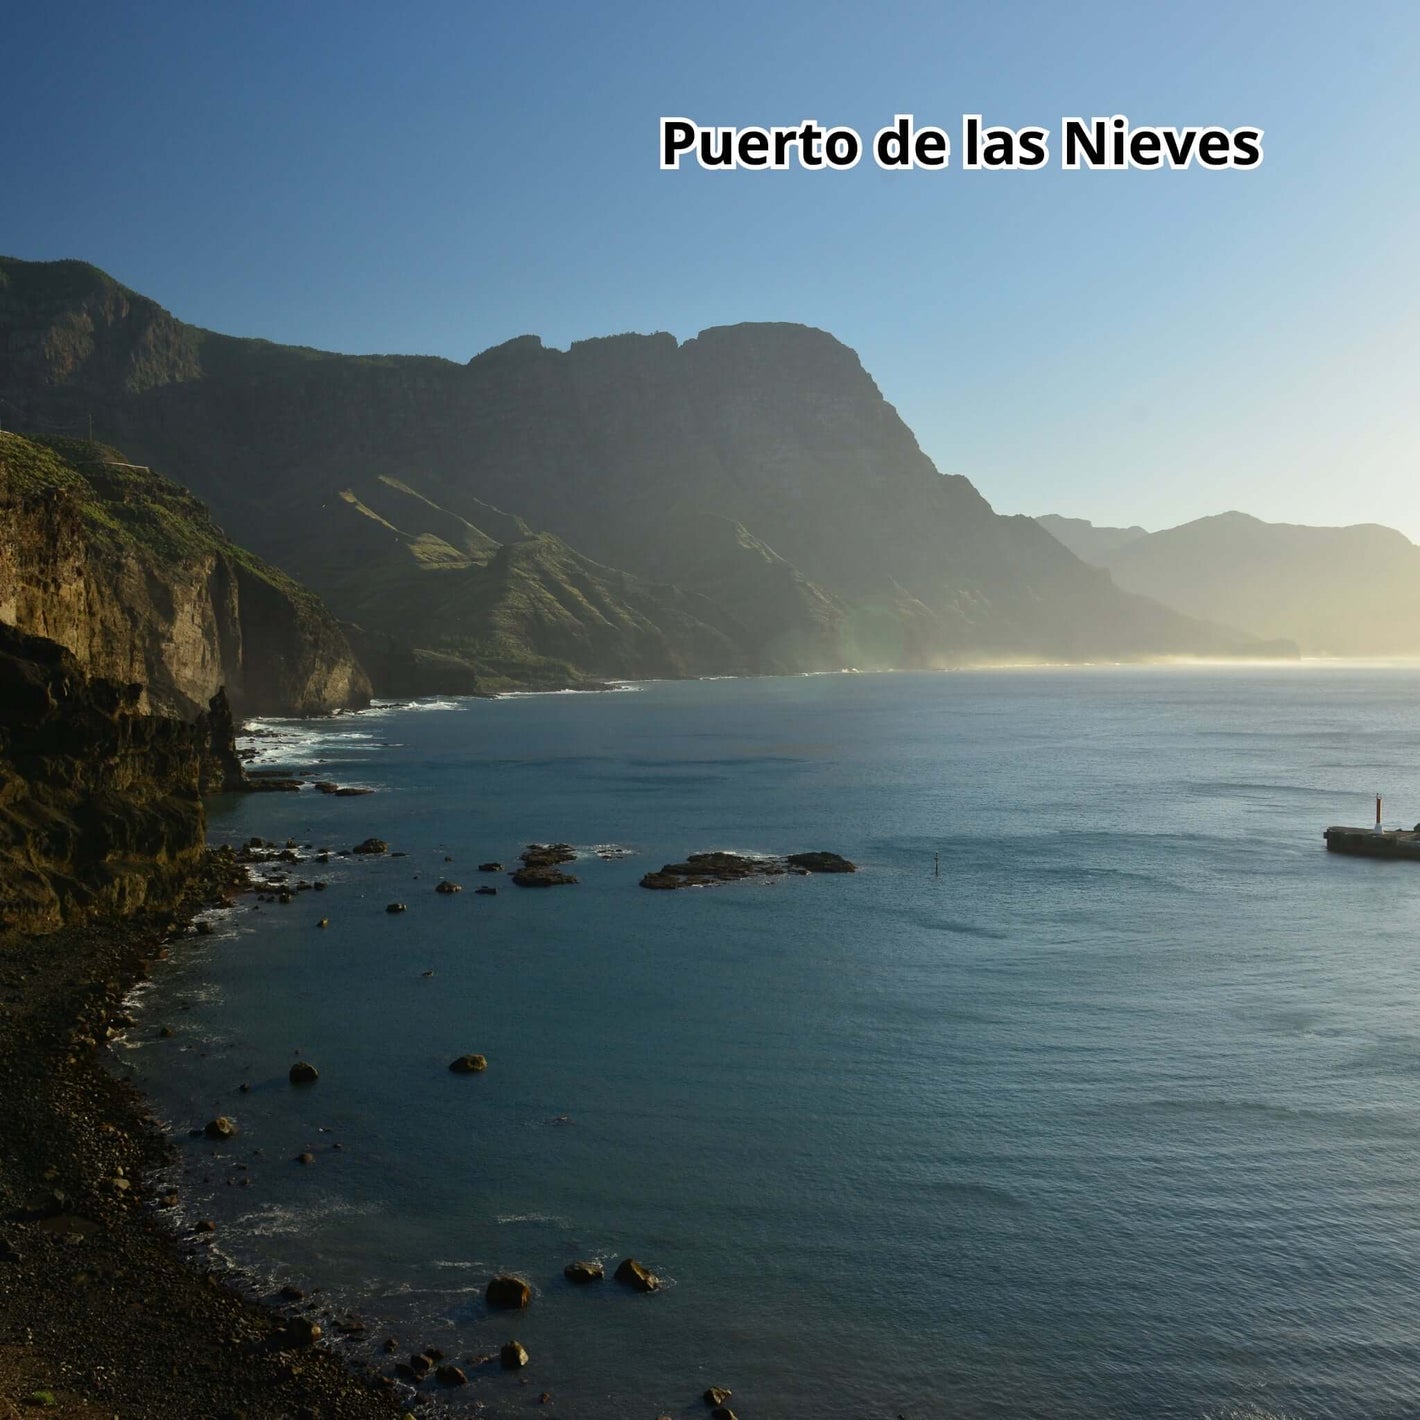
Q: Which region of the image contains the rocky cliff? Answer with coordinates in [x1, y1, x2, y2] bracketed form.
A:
[0, 256, 1262, 682]
[0, 621, 242, 934]
[0, 430, 370, 716]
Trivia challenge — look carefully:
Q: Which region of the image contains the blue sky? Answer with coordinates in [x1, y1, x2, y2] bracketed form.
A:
[4, 1, 1418, 534]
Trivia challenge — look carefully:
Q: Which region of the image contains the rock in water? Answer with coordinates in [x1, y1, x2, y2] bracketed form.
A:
[614, 1257, 660, 1292]
[563, 1260, 604, 1284]
[203, 1116, 236, 1140]
[449, 1054, 488, 1074]
[500, 1340, 530, 1369]
[511, 866, 579, 887]
[352, 837, 388, 855]
[436, 1364, 468, 1386]
[478, 861, 503, 872]
[521, 842, 576, 867]
[385, 901, 406, 914]
[435, 879, 462, 893]
[486, 1274, 532, 1309]
[705, 1387, 733, 1405]
[288, 1060, 319, 1085]
[785, 850, 856, 873]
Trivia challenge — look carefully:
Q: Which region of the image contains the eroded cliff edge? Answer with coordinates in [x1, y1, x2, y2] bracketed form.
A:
[0, 620, 246, 935]
[0, 430, 370, 717]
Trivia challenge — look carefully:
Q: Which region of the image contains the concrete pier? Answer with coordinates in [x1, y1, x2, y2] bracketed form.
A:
[1324, 826, 1420, 860]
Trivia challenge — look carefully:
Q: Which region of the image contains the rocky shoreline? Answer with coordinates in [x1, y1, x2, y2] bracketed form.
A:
[0, 856, 404, 1419]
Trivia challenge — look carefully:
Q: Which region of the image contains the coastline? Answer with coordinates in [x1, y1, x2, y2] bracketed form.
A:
[0, 856, 403, 1419]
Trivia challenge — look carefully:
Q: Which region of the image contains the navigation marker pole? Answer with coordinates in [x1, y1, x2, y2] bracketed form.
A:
[1377, 793, 1383, 832]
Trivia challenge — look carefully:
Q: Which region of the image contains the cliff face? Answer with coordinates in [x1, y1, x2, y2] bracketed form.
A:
[0, 256, 1259, 681]
[0, 621, 241, 935]
[0, 431, 370, 717]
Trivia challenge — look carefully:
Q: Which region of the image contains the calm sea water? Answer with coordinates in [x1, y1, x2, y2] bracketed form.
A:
[118, 667, 1420, 1419]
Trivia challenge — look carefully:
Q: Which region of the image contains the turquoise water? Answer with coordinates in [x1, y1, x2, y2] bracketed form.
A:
[120, 667, 1420, 1418]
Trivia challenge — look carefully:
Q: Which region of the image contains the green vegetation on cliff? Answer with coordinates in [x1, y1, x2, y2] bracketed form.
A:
[0, 430, 371, 716]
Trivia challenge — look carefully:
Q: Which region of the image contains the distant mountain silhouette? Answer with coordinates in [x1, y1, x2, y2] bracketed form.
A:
[0, 256, 1267, 692]
[1036, 514, 1149, 562]
[1038, 511, 1420, 657]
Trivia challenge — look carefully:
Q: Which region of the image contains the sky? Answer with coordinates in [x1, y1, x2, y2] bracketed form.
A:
[4, 1, 1419, 535]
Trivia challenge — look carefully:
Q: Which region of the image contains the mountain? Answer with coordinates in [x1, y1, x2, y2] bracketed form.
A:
[0, 431, 369, 716]
[1037, 511, 1420, 657]
[1036, 514, 1148, 562]
[0, 256, 1267, 683]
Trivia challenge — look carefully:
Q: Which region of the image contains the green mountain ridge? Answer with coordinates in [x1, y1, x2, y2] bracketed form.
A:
[0, 256, 1270, 685]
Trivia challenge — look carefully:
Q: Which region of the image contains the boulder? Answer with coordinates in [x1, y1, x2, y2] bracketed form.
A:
[705, 1387, 733, 1405]
[385, 901, 406, 914]
[521, 843, 576, 868]
[295, 1152, 316, 1166]
[785, 850, 856, 873]
[435, 880, 462, 894]
[563, 1260, 604, 1284]
[613, 1257, 659, 1292]
[352, 837, 388, 854]
[449, 1054, 488, 1074]
[203, 1116, 237, 1140]
[478, 861, 503, 872]
[436, 1364, 468, 1386]
[486, 1274, 532, 1309]
[511, 866, 579, 887]
[500, 1340, 529, 1369]
[407, 1352, 434, 1379]
[281, 1316, 322, 1348]
[288, 1060, 319, 1085]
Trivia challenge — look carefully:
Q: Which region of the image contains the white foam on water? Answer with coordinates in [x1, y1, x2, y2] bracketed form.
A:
[244, 1197, 381, 1239]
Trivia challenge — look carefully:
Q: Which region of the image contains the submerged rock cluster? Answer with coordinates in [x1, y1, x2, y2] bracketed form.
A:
[640, 849, 856, 890]
[510, 842, 580, 887]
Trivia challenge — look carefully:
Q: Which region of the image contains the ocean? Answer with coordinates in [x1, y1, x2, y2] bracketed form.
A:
[116, 666, 1420, 1418]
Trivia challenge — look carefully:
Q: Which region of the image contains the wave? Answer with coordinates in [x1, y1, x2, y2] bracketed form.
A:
[243, 1197, 381, 1239]
[493, 683, 642, 699]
